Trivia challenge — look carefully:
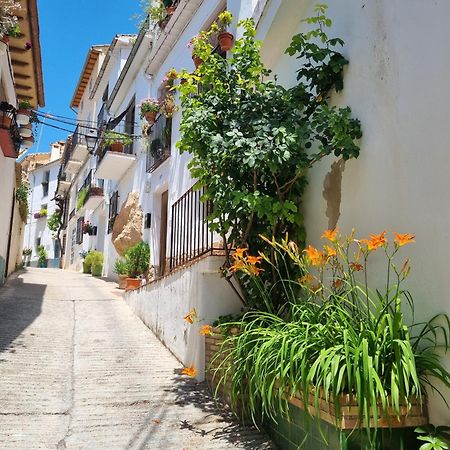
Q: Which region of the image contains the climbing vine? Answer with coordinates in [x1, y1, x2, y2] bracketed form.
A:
[177, 6, 362, 311]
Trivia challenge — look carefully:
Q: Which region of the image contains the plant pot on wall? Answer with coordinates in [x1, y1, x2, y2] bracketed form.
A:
[22, 135, 34, 149]
[16, 109, 31, 126]
[192, 56, 203, 69]
[110, 142, 124, 152]
[125, 277, 141, 291]
[19, 123, 32, 137]
[145, 111, 157, 124]
[218, 32, 234, 52]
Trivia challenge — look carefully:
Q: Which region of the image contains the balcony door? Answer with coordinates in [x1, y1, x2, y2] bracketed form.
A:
[159, 190, 168, 276]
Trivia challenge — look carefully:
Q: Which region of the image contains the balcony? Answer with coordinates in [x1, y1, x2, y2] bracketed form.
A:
[0, 102, 22, 158]
[146, 116, 172, 173]
[63, 125, 91, 175]
[56, 168, 71, 196]
[95, 142, 136, 181]
[76, 170, 104, 213]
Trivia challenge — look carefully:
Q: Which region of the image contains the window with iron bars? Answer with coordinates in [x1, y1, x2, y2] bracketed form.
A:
[108, 191, 119, 234]
[146, 115, 172, 173]
[76, 216, 84, 244]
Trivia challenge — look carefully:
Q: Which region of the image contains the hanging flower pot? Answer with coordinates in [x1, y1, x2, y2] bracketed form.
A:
[218, 32, 234, 52]
[16, 101, 32, 125]
[22, 135, 34, 149]
[19, 123, 32, 138]
[192, 55, 203, 69]
[145, 111, 157, 124]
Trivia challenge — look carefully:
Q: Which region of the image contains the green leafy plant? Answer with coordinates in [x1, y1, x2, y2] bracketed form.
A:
[214, 230, 450, 444]
[102, 131, 133, 148]
[113, 259, 128, 275]
[177, 6, 361, 311]
[77, 188, 87, 210]
[147, 0, 166, 25]
[83, 251, 103, 275]
[0, 1, 21, 39]
[123, 242, 150, 278]
[37, 245, 47, 267]
[47, 211, 61, 233]
[39, 208, 47, 217]
[16, 183, 29, 222]
[416, 426, 450, 450]
[217, 10, 233, 31]
[18, 100, 31, 110]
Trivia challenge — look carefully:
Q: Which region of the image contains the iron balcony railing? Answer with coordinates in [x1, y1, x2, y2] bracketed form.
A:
[146, 115, 172, 173]
[169, 186, 221, 271]
[65, 124, 91, 161]
[77, 169, 104, 210]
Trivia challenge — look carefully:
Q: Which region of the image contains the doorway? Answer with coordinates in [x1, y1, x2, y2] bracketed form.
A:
[159, 190, 168, 276]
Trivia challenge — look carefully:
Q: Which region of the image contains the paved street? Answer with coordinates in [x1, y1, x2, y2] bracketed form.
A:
[0, 268, 273, 450]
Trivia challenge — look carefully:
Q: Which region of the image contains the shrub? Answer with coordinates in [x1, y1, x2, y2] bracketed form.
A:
[113, 259, 128, 275]
[123, 242, 150, 278]
[83, 250, 103, 274]
[37, 245, 47, 267]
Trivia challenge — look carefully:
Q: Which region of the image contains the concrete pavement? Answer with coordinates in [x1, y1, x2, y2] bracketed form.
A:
[0, 268, 273, 450]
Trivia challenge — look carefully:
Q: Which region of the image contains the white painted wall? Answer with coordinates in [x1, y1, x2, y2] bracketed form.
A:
[124, 255, 243, 380]
[24, 159, 61, 267]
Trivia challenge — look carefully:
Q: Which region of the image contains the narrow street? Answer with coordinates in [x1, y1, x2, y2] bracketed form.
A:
[0, 268, 272, 450]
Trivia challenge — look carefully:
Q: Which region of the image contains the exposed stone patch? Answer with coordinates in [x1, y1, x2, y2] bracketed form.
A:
[112, 192, 144, 255]
[322, 159, 345, 230]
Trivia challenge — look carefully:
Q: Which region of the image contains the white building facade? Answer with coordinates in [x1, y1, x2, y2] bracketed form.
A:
[58, 0, 450, 424]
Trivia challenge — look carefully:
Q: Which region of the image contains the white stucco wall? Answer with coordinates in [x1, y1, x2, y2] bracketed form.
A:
[24, 160, 61, 267]
[124, 255, 243, 380]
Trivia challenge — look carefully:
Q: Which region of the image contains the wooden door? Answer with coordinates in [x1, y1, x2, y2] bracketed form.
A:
[159, 191, 168, 276]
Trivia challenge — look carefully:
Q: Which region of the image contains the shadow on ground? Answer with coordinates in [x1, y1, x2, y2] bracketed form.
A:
[0, 270, 46, 354]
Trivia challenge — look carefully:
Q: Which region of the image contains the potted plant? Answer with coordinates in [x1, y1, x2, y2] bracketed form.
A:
[39, 208, 47, 217]
[217, 11, 234, 52]
[21, 135, 34, 149]
[188, 34, 208, 68]
[77, 187, 88, 210]
[83, 220, 94, 235]
[16, 100, 31, 125]
[123, 241, 150, 291]
[148, 1, 167, 29]
[0, 2, 21, 54]
[163, 0, 175, 14]
[33, 212, 41, 219]
[102, 131, 133, 152]
[37, 245, 47, 268]
[114, 259, 129, 289]
[89, 251, 103, 277]
[19, 122, 32, 137]
[160, 94, 177, 118]
[80, 250, 90, 273]
[139, 98, 160, 124]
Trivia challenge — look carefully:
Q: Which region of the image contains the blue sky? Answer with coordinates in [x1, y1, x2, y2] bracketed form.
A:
[29, 0, 140, 156]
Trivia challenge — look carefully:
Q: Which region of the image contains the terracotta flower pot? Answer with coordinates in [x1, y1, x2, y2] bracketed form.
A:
[1, 115, 12, 129]
[125, 277, 141, 291]
[145, 111, 157, 124]
[118, 274, 127, 290]
[218, 32, 234, 52]
[110, 142, 124, 152]
[192, 56, 203, 69]
[16, 109, 31, 126]
[166, 6, 176, 14]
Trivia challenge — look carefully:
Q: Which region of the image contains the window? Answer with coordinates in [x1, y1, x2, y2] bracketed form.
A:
[124, 98, 135, 154]
[36, 237, 41, 250]
[146, 116, 172, 172]
[42, 171, 50, 197]
[108, 191, 119, 234]
[76, 217, 84, 244]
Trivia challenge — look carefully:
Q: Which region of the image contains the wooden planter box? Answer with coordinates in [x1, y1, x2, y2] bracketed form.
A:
[205, 330, 428, 450]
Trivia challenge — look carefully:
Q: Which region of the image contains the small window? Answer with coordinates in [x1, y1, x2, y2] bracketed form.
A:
[144, 213, 151, 229]
[108, 191, 119, 234]
[42, 171, 50, 197]
[36, 237, 41, 250]
[76, 217, 84, 244]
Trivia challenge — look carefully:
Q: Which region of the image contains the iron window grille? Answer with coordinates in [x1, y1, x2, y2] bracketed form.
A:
[108, 191, 119, 234]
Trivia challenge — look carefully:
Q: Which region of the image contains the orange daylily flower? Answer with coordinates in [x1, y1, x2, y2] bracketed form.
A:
[234, 247, 248, 258]
[199, 324, 214, 336]
[349, 262, 364, 272]
[229, 260, 245, 272]
[299, 274, 316, 286]
[304, 245, 327, 266]
[183, 308, 197, 324]
[324, 245, 336, 257]
[181, 364, 197, 377]
[322, 228, 339, 242]
[361, 231, 387, 251]
[247, 255, 263, 265]
[332, 279, 343, 290]
[247, 265, 263, 276]
[393, 232, 415, 247]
